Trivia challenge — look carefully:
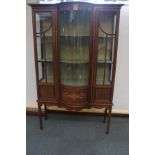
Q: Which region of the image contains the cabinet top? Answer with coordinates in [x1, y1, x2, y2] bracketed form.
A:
[28, 1, 125, 7]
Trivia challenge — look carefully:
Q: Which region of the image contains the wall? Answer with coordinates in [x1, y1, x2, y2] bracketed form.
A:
[26, 2, 37, 105]
[26, 3, 129, 113]
[113, 5, 129, 110]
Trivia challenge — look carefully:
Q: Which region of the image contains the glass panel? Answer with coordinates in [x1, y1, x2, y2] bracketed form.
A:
[36, 12, 52, 35]
[36, 37, 42, 60]
[96, 12, 116, 85]
[60, 11, 90, 36]
[98, 37, 113, 62]
[45, 37, 53, 61]
[96, 64, 111, 85]
[61, 63, 88, 86]
[60, 37, 89, 62]
[38, 62, 45, 81]
[46, 62, 53, 82]
[99, 13, 116, 36]
[60, 10, 90, 86]
[38, 62, 53, 83]
[35, 12, 53, 83]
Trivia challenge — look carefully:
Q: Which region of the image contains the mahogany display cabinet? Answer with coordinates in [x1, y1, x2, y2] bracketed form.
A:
[29, 1, 123, 134]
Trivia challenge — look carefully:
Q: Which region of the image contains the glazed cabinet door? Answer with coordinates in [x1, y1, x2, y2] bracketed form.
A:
[58, 5, 93, 109]
[93, 8, 119, 105]
[32, 8, 58, 102]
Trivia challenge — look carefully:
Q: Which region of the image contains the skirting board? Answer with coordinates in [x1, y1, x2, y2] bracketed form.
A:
[26, 104, 129, 116]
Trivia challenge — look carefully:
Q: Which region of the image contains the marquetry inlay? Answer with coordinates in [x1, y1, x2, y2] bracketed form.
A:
[65, 93, 81, 100]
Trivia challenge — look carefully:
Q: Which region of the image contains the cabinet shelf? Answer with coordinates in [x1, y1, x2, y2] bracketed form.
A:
[38, 58, 53, 62]
[97, 60, 112, 64]
[60, 36, 90, 38]
[36, 36, 111, 39]
[96, 79, 111, 85]
[39, 76, 53, 83]
[60, 36, 90, 43]
[61, 78, 88, 86]
[98, 36, 115, 39]
[36, 35, 52, 38]
[61, 59, 89, 64]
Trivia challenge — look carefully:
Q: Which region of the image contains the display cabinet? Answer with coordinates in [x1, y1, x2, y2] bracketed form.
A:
[29, 1, 123, 134]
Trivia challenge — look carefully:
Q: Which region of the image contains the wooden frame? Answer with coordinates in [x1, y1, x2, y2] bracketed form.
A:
[29, 2, 123, 134]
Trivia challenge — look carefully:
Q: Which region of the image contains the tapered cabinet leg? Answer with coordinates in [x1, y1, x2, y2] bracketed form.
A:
[44, 104, 48, 120]
[38, 104, 43, 130]
[106, 107, 112, 134]
[103, 108, 107, 123]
